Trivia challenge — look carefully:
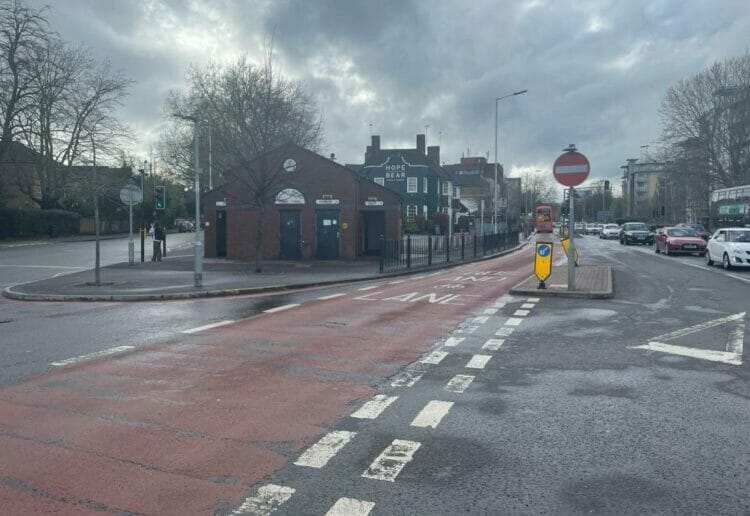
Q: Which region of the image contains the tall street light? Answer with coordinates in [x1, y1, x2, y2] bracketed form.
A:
[494, 89, 527, 233]
[173, 113, 203, 288]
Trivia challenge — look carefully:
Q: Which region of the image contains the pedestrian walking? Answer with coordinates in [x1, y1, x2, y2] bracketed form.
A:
[152, 221, 164, 261]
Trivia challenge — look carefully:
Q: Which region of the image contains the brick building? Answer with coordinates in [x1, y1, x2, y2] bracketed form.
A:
[203, 144, 402, 261]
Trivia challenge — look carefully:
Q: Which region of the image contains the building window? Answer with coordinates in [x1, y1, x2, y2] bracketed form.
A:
[442, 207, 449, 214]
[442, 181, 450, 195]
[275, 188, 305, 205]
[407, 205, 417, 221]
[374, 177, 384, 186]
[407, 177, 418, 193]
[423, 205, 428, 217]
[423, 177, 428, 193]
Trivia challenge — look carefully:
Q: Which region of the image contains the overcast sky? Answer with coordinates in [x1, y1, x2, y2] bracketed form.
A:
[28, 0, 750, 191]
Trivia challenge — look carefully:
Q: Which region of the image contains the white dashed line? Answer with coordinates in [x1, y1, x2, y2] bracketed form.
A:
[325, 498, 375, 516]
[521, 303, 535, 309]
[504, 317, 523, 326]
[362, 439, 421, 482]
[495, 327, 515, 337]
[513, 309, 530, 317]
[388, 280, 406, 284]
[493, 302, 507, 309]
[457, 325, 478, 334]
[472, 316, 489, 324]
[391, 370, 424, 387]
[482, 338, 505, 351]
[51, 346, 134, 367]
[527, 297, 540, 302]
[263, 303, 301, 314]
[411, 400, 454, 428]
[466, 354, 492, 369]
[182, 320, 235, 334]
[351, 395, 398, 419]
[445, 374, 475, 393]
[317, 293, 346, 300]
[232, 484, 295, 515]
[294, 431, 357, 469]
[357, 285, 379, 291]
[421, 351, 449, 364]
[483, 308, 498, 315]
[444, 337, 465, 347]
[412, 275, 427, 280]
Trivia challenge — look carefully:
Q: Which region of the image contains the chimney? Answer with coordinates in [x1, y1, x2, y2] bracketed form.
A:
[416, 134, 426, 154]
[427, 145, 440, 164]
[371, 135, 380, 152]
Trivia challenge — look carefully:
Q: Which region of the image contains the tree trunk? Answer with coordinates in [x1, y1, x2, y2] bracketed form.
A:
[254, 202, 264, 273]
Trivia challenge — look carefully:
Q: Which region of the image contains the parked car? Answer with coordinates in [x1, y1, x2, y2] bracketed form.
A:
[175, 219, 195, 232]
[585, 223, 600, 235]
[705, 227, 750, 269]
[599, 223, 620, 239]
[676, 222, 710, 241]
[654, 226, 707, 256]
[574, 222, 585, 233]
[619, 222, 654, 245]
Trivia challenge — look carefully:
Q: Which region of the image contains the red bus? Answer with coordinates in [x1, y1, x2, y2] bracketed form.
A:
[535, 205, 553, 233]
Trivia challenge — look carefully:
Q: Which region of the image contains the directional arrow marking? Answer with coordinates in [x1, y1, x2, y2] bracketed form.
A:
[630, 312, 745, 366]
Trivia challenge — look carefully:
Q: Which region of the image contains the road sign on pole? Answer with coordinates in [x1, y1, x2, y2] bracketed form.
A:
[119, 183, 142, 266]
[553, 145, 590, 188]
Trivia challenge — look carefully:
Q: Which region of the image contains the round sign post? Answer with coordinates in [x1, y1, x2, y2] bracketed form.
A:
[552, 145, 590, 291]
[119, 183, 142, 265]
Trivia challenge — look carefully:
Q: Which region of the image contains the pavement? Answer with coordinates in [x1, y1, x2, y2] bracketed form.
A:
[509, 264, 614, 298]
[3, 240, 531, 302]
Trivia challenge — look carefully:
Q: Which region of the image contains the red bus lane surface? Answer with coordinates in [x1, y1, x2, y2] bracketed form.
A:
[0, 243, 553, 515]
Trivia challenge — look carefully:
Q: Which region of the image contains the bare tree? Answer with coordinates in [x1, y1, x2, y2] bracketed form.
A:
[165, 49, 322, 271]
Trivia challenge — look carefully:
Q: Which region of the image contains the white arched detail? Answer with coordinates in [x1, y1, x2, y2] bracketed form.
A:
[275, 188, 305, 205]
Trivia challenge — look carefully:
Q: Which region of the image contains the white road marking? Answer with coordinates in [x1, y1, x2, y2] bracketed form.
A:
[504, 317, 523, 327]
[649, 312, 745, 342]
[233, 484, 295, 515]
[182, 320, 235, 334]
[472, 316, 489, 324]
[421, 351, 448, 364]
[391, 370, 424, 388]
[493, 302, 506, 309]
[496, 327, 514, 337]
[483, 308, 498, 315]
[513, 309, 530, 317]
[482, 338, 505, 351]
[527, 297, 540, 302]
[445, 374, 475, 393]
[466, 354, 492, 369]
[0, 264, 85, 269]
[325, 498, 375, 516]
[457, 325, 478, 334]
[317, 293, 346, 300]
[263, 303, 301, 314]
[521, 303, 535, 309]
[294, 431, 357, 468]
[351, 395, 398, 419]
[357, 285, 379, 291]
[412, 275, 427, 280]
[388, 280, 406, 284]
[51, 346, 134, 367]
[362, 439, 421, 482]
[727, 273, 750, 284]
[411, 400, 454, 428]
[444, 337, 465, 347]
[631, 342, 742, 366]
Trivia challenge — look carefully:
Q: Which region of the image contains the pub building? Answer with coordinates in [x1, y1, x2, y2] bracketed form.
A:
[203, 143, 402, 261]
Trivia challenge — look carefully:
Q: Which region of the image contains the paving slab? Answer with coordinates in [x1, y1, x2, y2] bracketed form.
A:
[509, 264, 614, 298]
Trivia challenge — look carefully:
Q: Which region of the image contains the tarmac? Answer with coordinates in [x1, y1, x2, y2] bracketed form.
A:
[3, 239, 531, 302]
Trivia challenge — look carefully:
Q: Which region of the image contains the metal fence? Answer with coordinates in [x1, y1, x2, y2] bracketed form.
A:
[379, 231, 520, 272]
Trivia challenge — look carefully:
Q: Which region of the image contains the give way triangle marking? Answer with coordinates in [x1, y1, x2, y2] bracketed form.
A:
[630, 312, 745, 366]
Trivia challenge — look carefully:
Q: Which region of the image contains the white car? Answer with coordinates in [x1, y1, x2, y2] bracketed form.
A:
[599, 223, 620, 239]
[705, 227, 750, 269]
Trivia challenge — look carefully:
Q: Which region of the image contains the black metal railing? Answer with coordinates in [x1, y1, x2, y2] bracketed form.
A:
[379, 231, 520, 272]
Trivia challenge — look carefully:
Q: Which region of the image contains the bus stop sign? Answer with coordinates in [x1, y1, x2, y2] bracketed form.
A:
[553, 150, 590, 187]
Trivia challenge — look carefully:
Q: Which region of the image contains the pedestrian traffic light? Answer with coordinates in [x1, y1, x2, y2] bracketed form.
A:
[155, 186, 165, 210]
[604, 180, 610, 190]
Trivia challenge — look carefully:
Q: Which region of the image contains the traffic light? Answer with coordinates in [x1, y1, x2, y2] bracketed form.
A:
[604, 180, 610, 190]
[154, 185, 166, 210]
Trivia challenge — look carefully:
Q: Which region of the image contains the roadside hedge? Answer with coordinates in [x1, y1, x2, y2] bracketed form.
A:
[0, 208, 81, 239]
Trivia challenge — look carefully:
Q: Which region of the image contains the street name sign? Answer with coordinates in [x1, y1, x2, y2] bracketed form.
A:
[534, 242, 553, 289]
[553, 150, 590, 187]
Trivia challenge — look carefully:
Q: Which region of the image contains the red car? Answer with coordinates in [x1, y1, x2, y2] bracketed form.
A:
[654, 227, 707, 256]
[677, 222, 710, 240]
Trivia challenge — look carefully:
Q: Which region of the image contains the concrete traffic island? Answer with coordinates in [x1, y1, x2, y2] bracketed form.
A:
[509, 264, 613, 299]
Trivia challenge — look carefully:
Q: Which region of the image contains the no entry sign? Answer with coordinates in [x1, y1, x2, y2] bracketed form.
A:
[553, 149, 590, 187]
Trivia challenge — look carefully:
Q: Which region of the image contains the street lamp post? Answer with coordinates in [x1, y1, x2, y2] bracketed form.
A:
[494, 89, 527, 234]
[174, 114, 203, 288]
